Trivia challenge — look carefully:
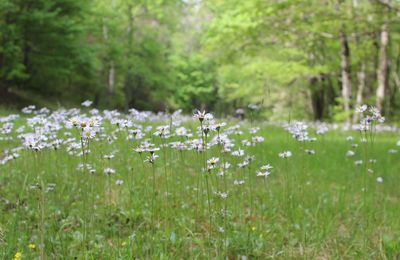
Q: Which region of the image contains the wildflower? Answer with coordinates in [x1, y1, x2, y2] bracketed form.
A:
[207, 157, 219, 170]
[260, 164, 273, 171]
[28, 243, 36, 249]
[235, 108, 245, 116]
[13, 252, 22, 260]
[103, 154, 115, 160]
[316, 124, 329, 135]
[346, 150, 355, 157]
[82, 128, 95, 139]
[104, 168, 116, 175]
[154, 125, 170, 138]
[88, 118, 100, 128]
[251, 136, 264, 144]
[175, 127, 188, 137]
[376, 177, 383, 183]
[279, 151, 292, 158]
[305, 149, 315, 155]
[214, 122, 226, 132]
[256, 170, 271, 177]
[81, 100, 93, 107]
[241, 139, 251, 146]
[147, 147, 160, 154]
[238, 160, 249, 168]
[215, 191, 228, 199]
[248, 103, 259, 110]
[201, 124, 212, 136]
[134, 147, 145, 154]
[218, 226, 225, 233]
[355, 104, 367, 113]
[193, 110, 213, 122]
[115, 179, 124, 186]
[223, 162, 231, 169]
[354, 160, 363, 165]
[233, 180, 245, 185]
[231, 149, 244, 157]
[144, 153, 158, 164]
[249, 127, 260, 134]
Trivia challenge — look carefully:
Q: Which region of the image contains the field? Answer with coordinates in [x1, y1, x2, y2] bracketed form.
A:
[0, 107, 399, 259]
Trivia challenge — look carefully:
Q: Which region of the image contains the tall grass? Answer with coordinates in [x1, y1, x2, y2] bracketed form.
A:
[0, 107, 399, 259]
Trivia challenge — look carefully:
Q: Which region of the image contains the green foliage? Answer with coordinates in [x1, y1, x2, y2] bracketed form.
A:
[1, 0, 400, 120]
[171, 54, 217, 111]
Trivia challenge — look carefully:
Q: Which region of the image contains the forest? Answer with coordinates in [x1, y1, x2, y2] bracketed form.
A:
[1, 1, 400, 259]
[1, 0, 400, 122]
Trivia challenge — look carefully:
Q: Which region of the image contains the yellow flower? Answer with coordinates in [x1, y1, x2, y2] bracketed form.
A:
[28, 243, 36, 250]
[121, 241, 127, 247]
[251, 226, 256, 232]
[13, 251, 22, 260]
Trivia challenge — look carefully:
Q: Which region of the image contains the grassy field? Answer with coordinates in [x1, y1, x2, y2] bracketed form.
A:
[0, 108, 399, 259]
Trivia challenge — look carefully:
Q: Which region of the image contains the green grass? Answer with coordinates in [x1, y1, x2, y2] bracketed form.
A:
[0, 116, 399, 259]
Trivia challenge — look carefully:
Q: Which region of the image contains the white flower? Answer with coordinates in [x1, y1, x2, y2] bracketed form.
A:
[231, 149, 244, 157]
[81, 100, 93, 107]
[175, 127, 188, 136]
[260, 164, 273, 171]
[305, 149, 315, 155]
[249, 127, 260, 134]
[248, 103, 259, 110]
[256, 170, 271, 177]
[104, 168, 115, 175]
[193, 110, 213, 122]
[346, 150, 355, 157]
[354, 160, 363, 165]
[355, 104, 367, 113]
[376, 177, 383, 183]
[82, 128, 95, 139]
[223, 162, 231, 169]
[103, 154, 115, 160]
[144, 153, 159, 164]
[215, 191, 228, 199]
[233, 180, 245, 185]
[115, 179, 124, 185]
[207, 157, 219, 170]
[279, 151, 292, 158]
[218, 226, 225, 233]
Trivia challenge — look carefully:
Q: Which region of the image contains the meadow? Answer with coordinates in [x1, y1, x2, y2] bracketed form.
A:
[0, 105, 399, 259]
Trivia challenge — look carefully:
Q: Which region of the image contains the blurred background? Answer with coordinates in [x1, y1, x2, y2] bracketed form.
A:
[0, 0, 399, 122]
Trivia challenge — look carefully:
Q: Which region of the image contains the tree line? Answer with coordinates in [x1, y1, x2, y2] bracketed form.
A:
[1, 0, 399, 122]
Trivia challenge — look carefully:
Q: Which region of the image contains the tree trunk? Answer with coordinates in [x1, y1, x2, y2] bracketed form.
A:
[102, 18, 115, 97]
[353, 63, 365, 123]
[376, 19, 389, 112]
[339, 30, 352, 124]
[108, 61, 115, 95]
[310, 76, 324, 120]
[124, 3, 134, 112]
